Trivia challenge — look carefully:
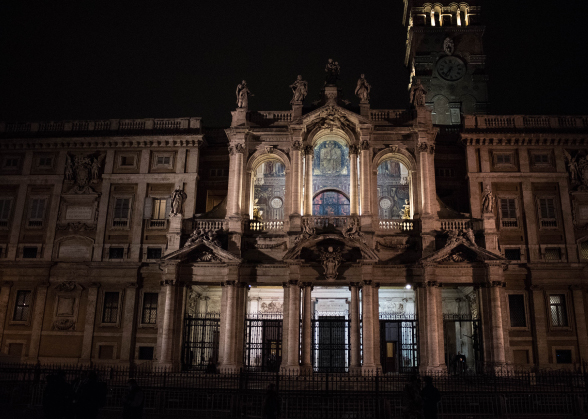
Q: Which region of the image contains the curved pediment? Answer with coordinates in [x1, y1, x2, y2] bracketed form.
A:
[162, 238, 242, 264]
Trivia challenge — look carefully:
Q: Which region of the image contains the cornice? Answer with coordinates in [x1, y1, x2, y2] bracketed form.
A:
[0, 135, 204, 150]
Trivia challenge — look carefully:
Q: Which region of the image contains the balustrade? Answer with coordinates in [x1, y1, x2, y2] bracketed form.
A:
[378, 219, 414, 232]
[194, 219, 227, 231]
[247, 220, 284, 232]
[465, 115, 588, 130]
[439, 219, 472, 231]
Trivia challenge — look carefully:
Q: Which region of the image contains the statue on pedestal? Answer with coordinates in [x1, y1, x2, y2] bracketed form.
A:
[236, 80, 254, 108]
[355, 74, 371, 102]
[482, 186, 494, 214]
[290, 75, 308, 104]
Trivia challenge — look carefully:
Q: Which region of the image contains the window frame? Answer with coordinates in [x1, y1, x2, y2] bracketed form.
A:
[0, 197, 14, 229]
[501, 245, 526, 262]
[2, 155, 22, 171]
[104, 244, 128, 261]
[536, 196, 558, 229]
[140, 291, 159, 327]
[144, 246, 164, 261]
[151, 152, 175, 171]
[492, 151, 517, 171]
[99, 290, 122, 327]
[111, 195, 133, 229]
[498, 196, 519, 228]
[10, 289, 33, 325]
[552, 346, 575, 366]
[540, 245, 566, 262]
[506, 293, 530, 330]
[27, 196, 49, 228]
[94, 342, 118, 362]
[547, 293, 572, 330]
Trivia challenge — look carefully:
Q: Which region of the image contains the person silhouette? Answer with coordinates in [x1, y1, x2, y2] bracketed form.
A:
[421, 376, 441, 419]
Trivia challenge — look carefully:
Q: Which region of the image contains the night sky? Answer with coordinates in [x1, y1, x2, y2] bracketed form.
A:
[1, 1, 587, 128]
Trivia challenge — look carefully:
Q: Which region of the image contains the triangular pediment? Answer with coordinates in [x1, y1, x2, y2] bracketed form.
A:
[162, 239, 242, 264]
[283, 234, 379, 263]
[420, 235, 507, 265]
[300, 104, 370, 129]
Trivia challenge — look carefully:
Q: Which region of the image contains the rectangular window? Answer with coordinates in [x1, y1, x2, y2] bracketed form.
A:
[98, 345, 115, 360]
[28, 198, 47, 227]
[3, 157, 20, 168]
[108, 247, 124, 259]
[545, 247, 561, 261]
[533, 154, 550, 165]
[436, 168, 455, 178]
[152, 198, 167, 220]
[113, 198, 130, 227]
[138, 346, 154, 360]
[120, 156, 135, 167]
[156, 156, 171, 165]
[495, 153, 512, 165]
[549, 294, 568, 327]
[0, 198, 12, 227]
[508, 294, 527, 327]
[23, 247, 38, 258]
[38, 157, 53, 167]
[142, 293, 158, 324]
[147, 248, 162, 259]
[102, 292, 119, 323]
[504, 248, 521, 261]
[500, 198, 518, 227]
[581, 242, 588, 261]
[538, 198, 557, 228]
[13, 290, 31, 321]
[555, 349, 572, 364]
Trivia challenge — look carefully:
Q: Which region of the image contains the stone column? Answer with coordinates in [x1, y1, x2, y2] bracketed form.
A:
[0, 282, 13, 350]
[227, 144, 245, 220]
[290, 139, 303, 218]
[300, 282, 313, 373]
[218, 282, 228, 366]
[522, 180, 540, 262]
[158, 279, 177, 367]
[119, 283, 139, 364]
[359, 139, 372, 216]
[489, 279, 506, 365]
[93, 179, 112, 260]
[80, 283, 100, 362]
[571, 286, 588, 363]
[130, 182, 147, 260]
[349, 145, 359, 215]
[530, 286, 549, 365]
[349, 282, 362, 374]
[418, 141, 432, 216]
[304, 146, 314, 216]
[372, 283, 381, 371]
[27, 282, 49, 361]
[281, 283, 290, 369]
[221, 280, 237, 368]
[361, 280, 375, 372]
[287, 279, 301, 371]
[234, 283, 248, 369]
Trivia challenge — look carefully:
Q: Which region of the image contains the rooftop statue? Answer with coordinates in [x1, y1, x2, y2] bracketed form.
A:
[290, 75, 308, 104]
[410, 78, 427, 107]
[324, 59, 340, 85]
[355, 74, 371, 102]
[236, 80, 254, 108]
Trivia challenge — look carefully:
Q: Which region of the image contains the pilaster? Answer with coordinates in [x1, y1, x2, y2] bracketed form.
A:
[119, 282, 139, 363]
[300, 282, 313, 374]
[281, 283, 290, 369]
[522, 180, 540, 262]
[361, 278, 375, 373]
[27, 282, 49, 362]
[303, 146, 314, 216]
[488, 271, 506, 365]
[130, 182, 147, 260]
[0, 282, 13, 350]
[530, 286, 549, 366]
[80, 282, 100, 363]
[7, 184, 27, 259]
[571, 286, 588, 363]
[349, 282, 362, 374]
[349, 145, 359, 216]
[158, 262, 179, 367]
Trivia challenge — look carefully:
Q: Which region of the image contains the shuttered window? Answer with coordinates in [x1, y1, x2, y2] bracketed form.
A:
[500, 198, 517, 227]
[539, 198, 557, 228]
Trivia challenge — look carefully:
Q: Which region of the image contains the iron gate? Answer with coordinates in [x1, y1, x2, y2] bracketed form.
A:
[182, 315, 220, 370]
[312, 316, 350, 373]
[244, 314, 283, 372]
[443, 314, 483, 374]
[379, 314, 419, 373]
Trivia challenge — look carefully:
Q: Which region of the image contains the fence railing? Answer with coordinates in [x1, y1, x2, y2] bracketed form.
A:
[463, 114, 588, 130]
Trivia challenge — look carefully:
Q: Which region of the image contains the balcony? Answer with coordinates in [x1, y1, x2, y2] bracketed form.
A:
[378, 220, 414, 232]
[147, 219, 167, 229]
[247, 220, 284, 233]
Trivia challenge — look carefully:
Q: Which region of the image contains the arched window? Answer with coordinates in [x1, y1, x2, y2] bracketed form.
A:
[312, 136, 350, 216]
[377, 159, 410, 220]
[313, 191, 350, 216]
[252, 159, 286, 220]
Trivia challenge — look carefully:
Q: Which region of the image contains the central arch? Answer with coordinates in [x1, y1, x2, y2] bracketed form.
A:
[313, 190, 350, 216]
[311, 135, 350, 215]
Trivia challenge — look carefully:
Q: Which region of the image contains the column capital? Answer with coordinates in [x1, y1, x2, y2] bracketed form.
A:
[360, 139, 370, 151]
[349, 145, 360, 155]
[300, 282, 313, 290]
[490, 281, 506, 288]
[417, 142, 429, 153]
[349, 282, 362, 290]
[288, 279, 299, 286]
[303, 145, 314, 155]
[569, 284, 586, 291]
[362, 279, 372, 286]
[426, 280, 440, 288]
[89, 282, 102, 289]
[125, 282, 139, 289]
[228, 143, 246, 156]
[292, 140, 303, 151]
[528, 285, 544, 292]
[282, 282, 290, 289]
[160, 279, 178, 286]
[224, 280, 237, 286]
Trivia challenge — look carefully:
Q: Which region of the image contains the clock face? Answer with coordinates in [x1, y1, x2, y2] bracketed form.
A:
[436, 56, 466, 81]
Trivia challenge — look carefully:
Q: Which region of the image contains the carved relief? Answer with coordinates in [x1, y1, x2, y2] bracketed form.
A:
[564, 150, 588, 190]
[319, 246, 343, 280]
[417, 142, 428, 153]
[349, 145, 360, 155]
[259, 301, 283, 313]
[65, 153, 105, 194]
[360, 140, 370, 150]
[53, 318, 75, 331]
[194, 250, 221, 262]
[55, 281, 77, 292]
[292, 140, 303, 151]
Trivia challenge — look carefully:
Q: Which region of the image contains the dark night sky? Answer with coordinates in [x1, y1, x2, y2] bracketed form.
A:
[1, 1, 587, 128]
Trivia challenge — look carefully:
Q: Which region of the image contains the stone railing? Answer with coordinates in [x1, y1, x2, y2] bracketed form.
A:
[370, 109, 414, 123]
[193, 219, 227, 231]
[378, 220, 414, 232]
[464, 115, 588, 130]
[439, 219, 473, 231]
[250, 111, 293, 124]
[247, 220, 284, 232]
[312, 216, 349, 229]
[0, 117, 201, 134]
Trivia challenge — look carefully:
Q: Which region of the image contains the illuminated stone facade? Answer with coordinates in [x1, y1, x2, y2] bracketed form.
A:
[0, 1, 586, 373]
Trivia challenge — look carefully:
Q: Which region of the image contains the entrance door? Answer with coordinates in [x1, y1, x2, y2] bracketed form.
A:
[182, 316, 220, 370]
[380, 319, 418, 373]
[312, 316, 349, 372]
[244, 317, 283, 372]
[443, 316, 483, 373]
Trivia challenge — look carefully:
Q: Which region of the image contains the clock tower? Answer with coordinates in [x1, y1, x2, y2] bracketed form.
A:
[402, 1, 488, 125]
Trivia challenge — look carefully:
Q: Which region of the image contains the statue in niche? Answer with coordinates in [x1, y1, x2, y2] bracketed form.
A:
[324, 59, 340, 85]
[170, 188, 187, 216]
[290, 75, 308, 104]
[319, 246, 343, 280]
[236, 80, 254, 108]
[443, 37, 455, 55]
[410, 79, 427, 107]
[319, 141, 342, 174]
[563, 150, 588, 189]
[481, 186, 494, 214]
[355, 74, 371, 102]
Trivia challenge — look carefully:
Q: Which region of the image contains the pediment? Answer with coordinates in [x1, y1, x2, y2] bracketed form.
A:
[283, 234, 379, 263]
[301, 105, 370, 129]
[162, 239, 242, 264]
[420, 235, 507, 265]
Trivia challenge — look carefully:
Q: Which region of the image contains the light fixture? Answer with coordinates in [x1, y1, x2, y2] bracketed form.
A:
[405, 284, 412, 290]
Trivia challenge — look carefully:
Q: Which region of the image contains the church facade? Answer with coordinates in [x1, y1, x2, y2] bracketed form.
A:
[0, 0, 587, 373]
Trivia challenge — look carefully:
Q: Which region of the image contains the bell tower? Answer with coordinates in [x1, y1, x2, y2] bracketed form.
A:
[402, 1, 488, 125]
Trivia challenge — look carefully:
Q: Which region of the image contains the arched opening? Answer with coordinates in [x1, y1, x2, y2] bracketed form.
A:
[377, 159, 410, 220]
[313, 190, 350, 216]
[311, 135, 350, 216]
[252, 158, 286, 221]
